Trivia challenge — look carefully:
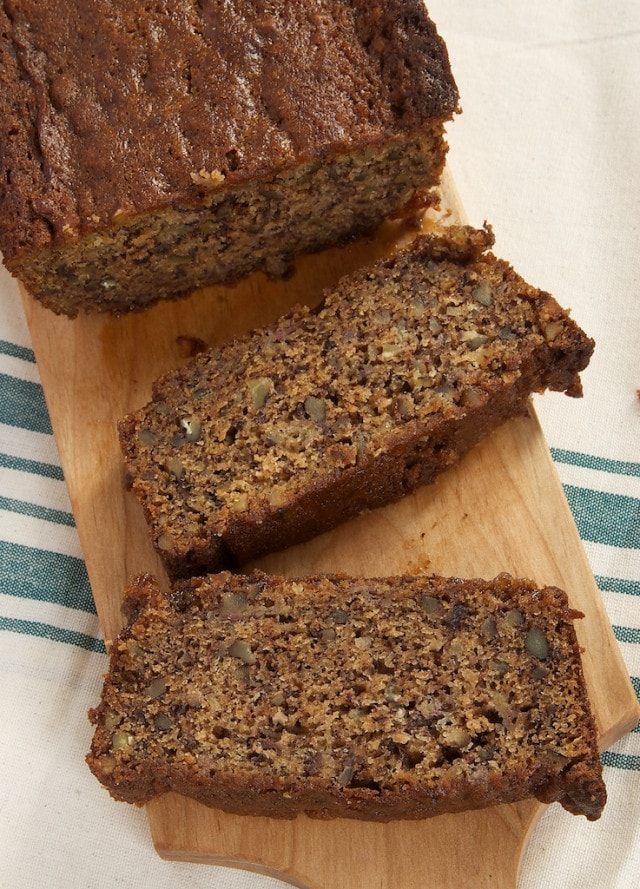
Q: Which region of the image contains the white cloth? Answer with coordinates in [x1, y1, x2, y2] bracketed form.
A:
[1, 2, 638, 887]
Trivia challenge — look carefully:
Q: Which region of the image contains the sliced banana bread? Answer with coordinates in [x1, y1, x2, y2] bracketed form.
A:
[87, 570, 606, 821]
[118, 224, 594, 579]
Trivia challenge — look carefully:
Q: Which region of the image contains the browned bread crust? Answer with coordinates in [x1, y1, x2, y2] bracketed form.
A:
[118, 225, 594, 580]
[0, 0, 458, 314]
[86, 570, 606, 821]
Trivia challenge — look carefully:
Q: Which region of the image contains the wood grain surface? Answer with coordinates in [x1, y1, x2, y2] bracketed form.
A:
[21, 171, 640, 889]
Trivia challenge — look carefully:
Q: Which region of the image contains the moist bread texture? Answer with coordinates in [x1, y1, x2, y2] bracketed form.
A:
[118, 225, 594, 580]
[0, 0, 458, 315]
[86, 571, 606, 821]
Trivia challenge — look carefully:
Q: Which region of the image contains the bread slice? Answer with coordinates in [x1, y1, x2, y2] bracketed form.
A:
[87, 570, 606, 821]
[118, 224, 594, 579]
[0, 0, 458, 315]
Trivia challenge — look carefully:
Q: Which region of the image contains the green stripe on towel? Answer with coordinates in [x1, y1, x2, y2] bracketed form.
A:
[596, 575, 640, 597]
[0, 494, 75, 527]
[0, 615, 105, 653]
[0, 450, 64, 481]
[552, 448, 640, 478]
[0, 372, 52, 435]
[0, 339, 36, 363]
[0, 540, 95, 613]
[613, 626, 640, 645]
[601, 751, 640, 771]
[563, 485, 640, 550]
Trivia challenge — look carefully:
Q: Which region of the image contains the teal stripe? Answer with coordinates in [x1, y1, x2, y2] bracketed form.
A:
[0, 450, 64, 481]
[0, 372, 52, 435]
[613, 625, 640, 645]
[0, 615, 105, 653]
[0, 494, 74, 527]
[0, 339, 36, 363]
[0, 540, 95, 613]
[563, 485, 640, 550]
[552, 447, 640, 478]
[596, 575, 640, 597]
[601, 750, 640, 771]
[629, 677, 640, 732]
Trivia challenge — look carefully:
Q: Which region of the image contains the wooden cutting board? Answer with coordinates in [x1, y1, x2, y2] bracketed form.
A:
[21, 171, 640, 889]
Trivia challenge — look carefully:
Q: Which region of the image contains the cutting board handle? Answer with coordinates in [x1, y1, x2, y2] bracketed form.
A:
[147, 793, 544, 889]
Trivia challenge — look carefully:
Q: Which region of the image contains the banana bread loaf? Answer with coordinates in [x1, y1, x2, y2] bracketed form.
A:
[118, 224, 594, 580]
[0, 0, 458, 315]
[86, 570, 606, 821]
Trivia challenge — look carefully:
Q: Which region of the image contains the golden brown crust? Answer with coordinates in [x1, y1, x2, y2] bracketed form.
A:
[118, 225, 594, 580]
[86, 571, 606, 821]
